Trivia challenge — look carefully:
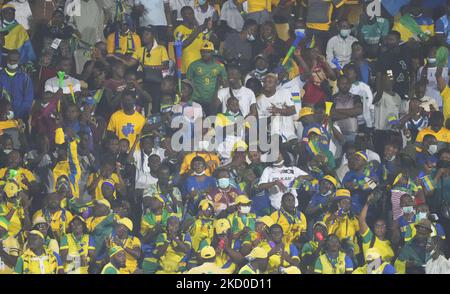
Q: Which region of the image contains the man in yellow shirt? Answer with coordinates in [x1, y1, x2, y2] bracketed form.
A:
[0, 216, 20, 273]
[186, 246, 229, 274]
[415, 111, 450, 144]
[174, 6, 212, 74]
[128, 25, 169, 114]
[0, 150, 36, 192]
[14, 230, 64, 274]
[87, 160, 126, 201]
[108, 218, 141, 274]
[106, 17, 141, 57]
[0, 181, 31, 238]
[32, 193, 73, 241]
[271, 192, 307, 249]
[436, 66, 450, 124]
[107, 91, 146, 150]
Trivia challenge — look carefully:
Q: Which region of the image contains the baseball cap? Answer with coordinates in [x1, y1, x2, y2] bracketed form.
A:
[117, 217, 133, 232]
[256, 216, 274, 228]
[298, 107, 314, 119]
[355, 151, 368, 162]
[109, 246, 125, 258]
[29, 230, 45, 240]
[1, 4, 15, 11]
[200, 246, 216, 259]
[235, 195, 252, 205]
[201, 41, 214, 51]
[335, 188, 351, 199]
[214, 219, 231, 234]
[32, 216, 48, 227]
[281, 266, 301, 274]
[322, 175, 338, 188]
[246, 247, 268, 259]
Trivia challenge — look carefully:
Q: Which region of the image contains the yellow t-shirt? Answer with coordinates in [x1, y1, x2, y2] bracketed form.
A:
[180, 152, 220, 176]
[442, 86, 450, 124]
[0, 168, 35, 191]
[361, 228, 394, 263]
[323, 213, 360, 254]
[243, 0, 280, 13]
[415, 127, 450, 143]
[174, 25, 205, 74]
[106, 32, 142, 55]
[270, 210, 307, 244]
[32, 209, 73, 241]
[0, 235, 20, 274]
[86, 173, 120, 201]
[132, 45, 169, 67]
[14, 249, 63, 274]
[59, 233, 94, 274]
[0, 203, 25, 237]
[109, 236, 141, 274]
[107, 110, 146, 149]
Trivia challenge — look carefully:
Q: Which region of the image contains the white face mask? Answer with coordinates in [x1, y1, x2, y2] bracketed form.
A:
[239, 206, 251, 214]
[295, 28, 305, 36]
[6, 63, 18, 70]
[417, 212, 428, 221]
[273, 160, 284, 167]
[386, 155, 396, 162]
[247, 33, 256, 42]
[402, 206, 415, 214]
[428, 144, 438, 155]
[193, 171, 206, 176]
[6, 111, 14, 120]
[255, 68, 268, 75]
[427, 58, 437, 65]
[340, 29, 351, 38]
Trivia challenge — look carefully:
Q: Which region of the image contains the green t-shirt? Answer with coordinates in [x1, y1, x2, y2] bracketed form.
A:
[360, 18, 390, 45]
[186, 59, 227, 103]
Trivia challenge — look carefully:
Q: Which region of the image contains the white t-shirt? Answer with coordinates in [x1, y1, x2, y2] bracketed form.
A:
[10, 0, 32, 30]
[373, 91, 402, 131]
[139, 0, 168, 26]
[170, 0, 196, 21]
[259, 165, 308, 210]
[133, 148, 165, 189]
[257, 89, 297, 142]
[217, 86, 256, 117]
[44, 76, 81, 94]
[350, 81, 374, 128]
[194, 5, 216, 26]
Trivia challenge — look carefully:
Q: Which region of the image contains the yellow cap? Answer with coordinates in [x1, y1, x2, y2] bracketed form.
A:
[29, 230, 45, 240]
[1, 4, 15, 10]
[299, 107, 314, 118]
[200, 246, 216, 259]
[117, 217, 133, 232]
[201, 41, 214, 51]
[256, 216, 274, 228]
[96, 199, 111, 209]
[282, 266, 301, 274]
[246, 246, 268, 259]
[235, 195, 252, 205]
[32, 216, 48, 227]
[109, 246, 124, 258]
[199, 199, 214, 211]
[214, 219, 231, 234]
[335, 188, 351, 199]
[3, 182, 19, 198]
[323, 175, 338, 188]
[307, 127, 322, 136]
[365, 248, 381, 261]
[232, 140, 248, 153]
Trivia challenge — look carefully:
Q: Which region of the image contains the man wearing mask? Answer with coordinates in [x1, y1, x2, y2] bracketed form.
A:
[210, 169, 241, 218]
[217, 65, 257, 118]
[425, 236, 450, 274]
[258, 153, 310, 211]
[0, 50, 33, 120]
[416, 135, 439, 167]
[222, 19, 258, 74]
[244, 54, 270, 84]
[326, 19, 358, 73]
[395, 219, 433, 274]
[187, 41, 228, 115]
[106, 91, 146, 150]
[0, 4, 35, 65]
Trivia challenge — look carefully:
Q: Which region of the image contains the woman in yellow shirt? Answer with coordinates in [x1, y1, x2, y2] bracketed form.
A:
[60, 216, 95, 274]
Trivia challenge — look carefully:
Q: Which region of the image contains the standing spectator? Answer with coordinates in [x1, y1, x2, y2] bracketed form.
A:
[326, 19, 358, 72]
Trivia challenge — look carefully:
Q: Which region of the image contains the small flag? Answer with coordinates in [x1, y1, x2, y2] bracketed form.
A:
[421, 175, 435, 192]
[292, 92, 301, 104]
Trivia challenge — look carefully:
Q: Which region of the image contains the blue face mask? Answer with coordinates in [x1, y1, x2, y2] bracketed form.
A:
[402, 206, 415, 214]
[417, 212, 428, 221]
[218, 178, 230, 189]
